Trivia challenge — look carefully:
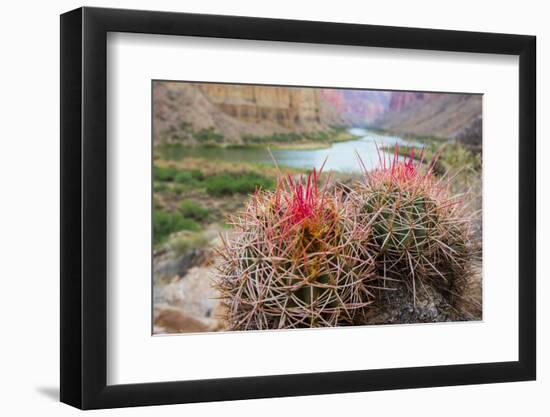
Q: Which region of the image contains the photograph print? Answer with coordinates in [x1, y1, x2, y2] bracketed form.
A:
[152, 81, 482, 334]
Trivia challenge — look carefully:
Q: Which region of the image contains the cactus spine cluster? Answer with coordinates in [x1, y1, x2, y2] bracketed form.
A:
[215, 146, 476, 330]
[352, 146, 475, 305]
[216, 168, 379, 330]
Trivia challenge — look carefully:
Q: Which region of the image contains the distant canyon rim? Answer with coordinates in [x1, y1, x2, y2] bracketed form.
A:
[153, 82, 482, 148]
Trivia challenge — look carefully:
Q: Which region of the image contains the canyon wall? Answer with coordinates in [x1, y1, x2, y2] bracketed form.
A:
[376, 93, 482, 146]
[199, 84, 323, 128]
[153, 81, 482, 148]
[321, 90, 390, 125]
[153, 82, 341, 144]
[388, 92, 435, 112]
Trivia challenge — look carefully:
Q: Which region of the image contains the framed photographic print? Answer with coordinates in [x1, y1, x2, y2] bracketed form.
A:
[60, 6, 536, 409]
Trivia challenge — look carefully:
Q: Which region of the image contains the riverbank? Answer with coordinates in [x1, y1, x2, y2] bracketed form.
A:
[355, 127, 446, 145]
[269, 128, 359, 150]
[156, 126, 360, 155]
[156, 128, 433, 173]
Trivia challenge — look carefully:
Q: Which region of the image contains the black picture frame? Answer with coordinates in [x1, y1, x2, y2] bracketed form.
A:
[60, 6, 536, 410]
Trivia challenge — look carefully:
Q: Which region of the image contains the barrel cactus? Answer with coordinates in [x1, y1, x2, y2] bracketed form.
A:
[215, 169, 378, 330]
[352, 146, 476, 305]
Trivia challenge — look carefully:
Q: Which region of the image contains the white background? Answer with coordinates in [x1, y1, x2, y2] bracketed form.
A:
[108, 33, 518, 384]
[0, 0, 546, 415]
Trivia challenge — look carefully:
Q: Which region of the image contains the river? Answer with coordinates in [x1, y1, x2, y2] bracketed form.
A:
[158, 128, 422, 173]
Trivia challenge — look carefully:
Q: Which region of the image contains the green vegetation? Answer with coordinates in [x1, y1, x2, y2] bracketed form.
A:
[239, 126, 357, 147]
[153, 196, 163, 210]
[171, 183, 193, 194]
[189, 169, 205, 181]
[367, 128, 446, 145]
[163, 117, 357, 145]
[179, 199, 210, 222]
[242, 132, 306, 145]
[153, 211, 200, 244]
[153, 182, 168, 192]
[168, 231, 209, 256]
[204, 172, 274, 196]
[172, 169, 206, 189]
[152, 164, 276, 243]
[241, 128, 347, 146]
[194, 127, 224, 144]
[437, 142, 481, 173]
[174, 170, 194, 183]
[157, 126, 358, 155]
[162, 122, 225, 145]
[383, 141, 481, 174]
[154, 164, 274, 196]
[155, 166, 203, 188]
[154, 166, 179, 182]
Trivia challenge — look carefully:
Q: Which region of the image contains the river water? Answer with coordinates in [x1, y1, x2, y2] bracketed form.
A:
[159, 128, 422, 173]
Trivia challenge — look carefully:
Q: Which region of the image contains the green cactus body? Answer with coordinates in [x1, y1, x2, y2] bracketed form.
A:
[215, 171, 378, 330]
[364, 187, 437, 258]
[352, 149, 475, 306]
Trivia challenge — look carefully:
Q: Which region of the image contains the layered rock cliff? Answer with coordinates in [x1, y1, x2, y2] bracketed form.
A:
[376, 93, 482, 147]
[199, 84, 323, 128]
[153, 82, 342, 145]
[153, 81, 482, 148]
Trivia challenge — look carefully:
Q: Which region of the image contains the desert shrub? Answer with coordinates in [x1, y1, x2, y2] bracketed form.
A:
[205, 172, 274, 196]
[331, 125, 348, 134]
[174, 171, 194, 183]
[154, 165, 178, 182]
[190, 169, 205, 181]
[153, 182, 168, 192]
[171, 183, 193, 194]
[179, 199, 210, 221]
[439, 142, 481, 172]
[391, 142, 481, 174]
[242, 130, 340, 145]
[169, 231, 209, 256]
[154, 165, 206, 190]
[194, 128, 224, 144]
[153, 196, 163, 210]
[153, 211, 200, 243]
[204, 175, 235, 195]
[231, 173, 274, 194]
[242, 132, 304, 144]
[173, 169, 206, 187]
[303, 131, 330, 142]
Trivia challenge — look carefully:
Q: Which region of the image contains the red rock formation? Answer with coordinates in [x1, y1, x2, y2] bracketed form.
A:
[320, 89, 390, 125]
[320, 89, 345, 112]
[378, 93, 482, 141]
[388, 92, 425, 112]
